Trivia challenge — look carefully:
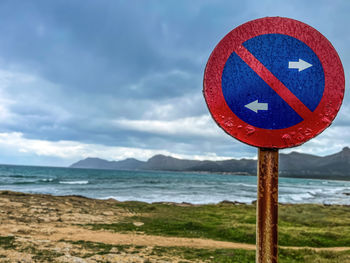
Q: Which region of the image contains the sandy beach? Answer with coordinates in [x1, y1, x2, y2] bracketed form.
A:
[0, 190, 350, 262]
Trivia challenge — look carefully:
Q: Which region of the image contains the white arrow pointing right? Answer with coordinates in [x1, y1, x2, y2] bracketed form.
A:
[245, 100, 268, 113]
[288, 59, 312, 72]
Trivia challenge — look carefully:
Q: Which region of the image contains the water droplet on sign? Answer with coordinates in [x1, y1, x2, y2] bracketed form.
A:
[297, 134, 304, 141]
[322, 117, 331, 124]
[245, 125, 255, 136]
[282, 134, 291, 143]
[304, 128, 312, 136]
[224, 120, 234, 128]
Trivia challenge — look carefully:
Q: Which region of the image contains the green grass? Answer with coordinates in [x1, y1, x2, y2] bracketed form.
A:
[1, 234, 349, 262]
[70, 240, 114, 255]
[278, 204, 350, 247]
[0, 236, 16, 249]
[19, 246, 63, 262]
[154, 246, 350, 263]
[279, 249, 350, 263]
[150, 246, 255, 262]
[89, 202, 350, 247]
[61, 241, 350, 263]
[0, 237, 63, 262]
[68, 240, 137, 257]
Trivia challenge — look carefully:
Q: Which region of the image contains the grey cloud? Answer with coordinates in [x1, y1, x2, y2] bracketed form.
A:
[0, 0, 348, 165]
[0, 1, 203, 97]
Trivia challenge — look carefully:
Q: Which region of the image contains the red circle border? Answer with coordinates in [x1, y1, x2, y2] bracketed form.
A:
[203, 17, 345, 149]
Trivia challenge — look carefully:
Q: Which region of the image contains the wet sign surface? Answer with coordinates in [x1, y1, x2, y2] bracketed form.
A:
[204, 17, 345, 148]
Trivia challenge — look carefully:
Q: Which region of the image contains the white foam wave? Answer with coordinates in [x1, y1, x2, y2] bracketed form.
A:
[40, 178, 54, 182]
[59, 180, 89, 185]
[233, 183, 256, 188]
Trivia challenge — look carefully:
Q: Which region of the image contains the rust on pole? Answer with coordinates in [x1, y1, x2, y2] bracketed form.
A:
[256, 148, 279, 263]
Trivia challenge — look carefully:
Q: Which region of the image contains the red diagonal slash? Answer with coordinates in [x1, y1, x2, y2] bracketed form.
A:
[235, 45, 313, 120]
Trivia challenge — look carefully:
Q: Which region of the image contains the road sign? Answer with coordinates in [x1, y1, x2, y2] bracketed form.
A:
[203, 17, 345, 148]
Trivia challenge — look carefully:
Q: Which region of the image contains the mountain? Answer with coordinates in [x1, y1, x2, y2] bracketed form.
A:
[69, 147, 350, 180]
[70, 157, 144, 170]
[142, 155, 199, 171]
[278, 147, 350, 180]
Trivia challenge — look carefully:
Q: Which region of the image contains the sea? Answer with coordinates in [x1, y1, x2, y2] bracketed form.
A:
[0, 165, 349, 205]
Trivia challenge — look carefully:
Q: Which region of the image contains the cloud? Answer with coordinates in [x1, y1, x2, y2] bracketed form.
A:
[281, 125, 350, 156]
[0, 132, 235, 165]
[115, 115, 221, 138]
[0, 0, 348, 166]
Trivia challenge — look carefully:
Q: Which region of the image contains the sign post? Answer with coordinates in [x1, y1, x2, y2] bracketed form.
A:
[257, 148, 278, 262]
[203, 17, 345, 262]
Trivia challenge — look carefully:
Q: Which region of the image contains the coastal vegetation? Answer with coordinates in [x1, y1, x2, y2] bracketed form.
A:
[89, 201, 350, 247]
[0, 191, 349, 262]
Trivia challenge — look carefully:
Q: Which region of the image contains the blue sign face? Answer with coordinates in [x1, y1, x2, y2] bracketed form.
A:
[222, 33, 325, 130]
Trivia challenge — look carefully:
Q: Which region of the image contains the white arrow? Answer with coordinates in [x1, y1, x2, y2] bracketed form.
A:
[288, 59, 312, 72]
[245, 100, 268, 113]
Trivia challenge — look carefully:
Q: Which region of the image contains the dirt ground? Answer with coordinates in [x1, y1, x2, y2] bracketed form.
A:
[0, 191, 348, 262]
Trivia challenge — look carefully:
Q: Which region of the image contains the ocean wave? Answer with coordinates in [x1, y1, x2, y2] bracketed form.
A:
[323, 187, 348, 195]
[233, 183, 256, 188]
[2, 165, 350, 205]
[307, 189, 323, 196]
[143, 180, 162, 184]
[281, 193, 314, 202]
[9, 175, 30, 178]
[59, 180, 89, 185]
[12, 181, 37, 185]
[40, 178, 55, 182]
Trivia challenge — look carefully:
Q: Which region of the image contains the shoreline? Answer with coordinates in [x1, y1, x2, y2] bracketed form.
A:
[1, 189, 349, 207]
[64, 167, 350, 182]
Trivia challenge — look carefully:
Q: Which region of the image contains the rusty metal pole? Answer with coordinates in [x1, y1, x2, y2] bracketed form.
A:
[256, 148, 279, 263]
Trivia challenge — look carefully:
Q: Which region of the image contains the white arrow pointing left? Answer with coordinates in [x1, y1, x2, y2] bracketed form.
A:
[288, 59, 312, 72]
[245, 100, 268, 113]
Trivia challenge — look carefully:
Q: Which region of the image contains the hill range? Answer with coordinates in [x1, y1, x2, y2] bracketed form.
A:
[70, 147, 350, 181]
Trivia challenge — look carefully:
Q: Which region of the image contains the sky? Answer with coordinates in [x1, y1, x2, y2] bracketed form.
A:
[0, 0, 348, 167]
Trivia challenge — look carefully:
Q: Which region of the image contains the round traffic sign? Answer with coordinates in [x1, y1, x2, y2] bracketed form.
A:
[203, 17, 345, 148]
